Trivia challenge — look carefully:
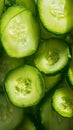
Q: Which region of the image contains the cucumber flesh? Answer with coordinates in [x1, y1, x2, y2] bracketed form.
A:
[1, 6, 40, 58]
[38, 0, 73, 34]
[5, 65, 45, 107]
[52, 86, 73, 117]
[34, 38, 71, 74]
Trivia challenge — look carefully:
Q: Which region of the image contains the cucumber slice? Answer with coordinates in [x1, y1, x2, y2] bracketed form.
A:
[52, 86, 73, 117]
[40, 96, 73, 130]
[1, 6, 40, 58]
[0, 50, 24, 88]
[34, 38, 71, 74]
[0, 93, 24, 130]
[66, 45, 73, 87]
[38, 0, 73, 34]
[5, 65, 45, 107]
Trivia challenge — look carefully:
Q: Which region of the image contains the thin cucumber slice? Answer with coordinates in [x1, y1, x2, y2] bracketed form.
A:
[0, 50, 24, 88]
[38, 0, 73, 34]
[0, 93, 24, 130]
[52, 86, 73, 117]
[40, 96, 72, 130]
[34, 38, 71, 74]
[5, 65, 45, 107]
[1, 6, 40, 58]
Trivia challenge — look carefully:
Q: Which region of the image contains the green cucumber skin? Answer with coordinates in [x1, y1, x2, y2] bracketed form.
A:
[38, 0, 73, 34]
[34, 38, 71, 75]
[66, 44, 73, 88]
[66, 69, 73, 88]
[52, 85, 73, 118]
[5, 65, 45, 107]
[1, 6, 40, 58]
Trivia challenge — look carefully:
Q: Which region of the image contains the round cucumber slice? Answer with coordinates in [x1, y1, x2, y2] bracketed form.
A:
[38, 0, 73, 34]
[52, 86, 73, 117]
[34, 38, 71, 74]
[1, 6, 40, 58]
[0, 93, 24, 130]
[5, 65, 45, 107]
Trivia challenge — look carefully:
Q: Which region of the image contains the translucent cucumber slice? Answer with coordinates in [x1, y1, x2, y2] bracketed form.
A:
[52, 86, 73, 117]
[38, 0, 73, 34]
[1, 6, 40, 58]
[34, 38, 71, 74]
[5, 65, 45, 107]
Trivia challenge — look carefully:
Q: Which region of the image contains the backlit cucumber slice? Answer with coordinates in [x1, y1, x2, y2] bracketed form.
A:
[5, 65, 45, 107]
[34, 38, 71, 74]
[1, 6, 40, 58]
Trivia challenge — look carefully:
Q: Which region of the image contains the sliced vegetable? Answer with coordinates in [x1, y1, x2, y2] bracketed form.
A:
[34, 38, 71, 74]
[38, 0, 73, 34]
[52, 85, 73, 117]
[66, 44, 73, 87]
[1, 6, 40, 58]
[5, 65, 45, 107]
